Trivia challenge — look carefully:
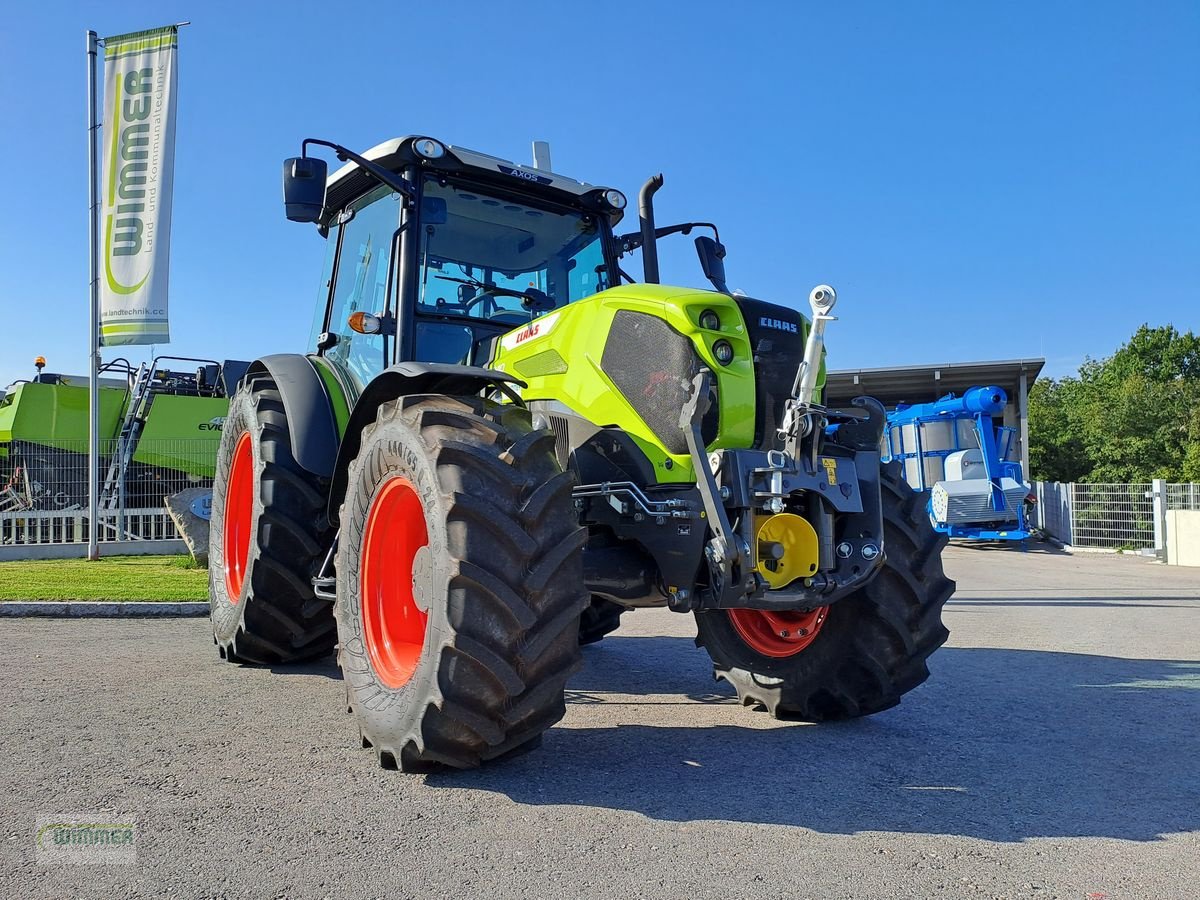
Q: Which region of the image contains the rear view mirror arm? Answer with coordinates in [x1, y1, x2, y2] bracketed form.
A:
[302, 138, 415, 200]
[617, 222, 721, 255]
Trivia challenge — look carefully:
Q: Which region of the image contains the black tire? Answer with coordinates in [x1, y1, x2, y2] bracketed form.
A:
[208, 373, 336, 664]
[335, 394, 588, 772]
[578, 596, 626, 646]
[694, 464, 954, 719]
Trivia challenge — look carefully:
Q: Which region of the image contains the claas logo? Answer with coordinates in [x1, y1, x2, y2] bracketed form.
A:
[513, 323, 541, 344]
[759, 316, 798, 334]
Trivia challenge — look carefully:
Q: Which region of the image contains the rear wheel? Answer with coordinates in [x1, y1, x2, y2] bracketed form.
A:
[578, 597, 626, 646]
[695, 465, 953, 719]
[209, 374, 336, 664]
[335, 394, 588, 771]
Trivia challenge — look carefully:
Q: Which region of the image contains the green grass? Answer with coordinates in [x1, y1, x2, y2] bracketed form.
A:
[0, 555, 209, 601]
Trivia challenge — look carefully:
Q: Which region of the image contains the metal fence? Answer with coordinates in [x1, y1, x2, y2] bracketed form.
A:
[1071, 483, 1156, 549]
[0, 438, 214, 546]
[1166, 482, 1200, 513]
[1034, 482, 1074, 544]
[0, 508, 181, 546]
[1034, 480, 1200, 550]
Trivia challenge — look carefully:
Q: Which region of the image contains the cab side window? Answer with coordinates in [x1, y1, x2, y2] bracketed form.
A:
[324, 186, 402, 389]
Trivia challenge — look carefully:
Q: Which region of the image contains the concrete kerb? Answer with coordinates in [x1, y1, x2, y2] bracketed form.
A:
[0, 602, 209, 618]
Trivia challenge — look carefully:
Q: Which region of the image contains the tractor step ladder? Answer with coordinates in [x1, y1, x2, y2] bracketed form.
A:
[99, 363, 155, 510]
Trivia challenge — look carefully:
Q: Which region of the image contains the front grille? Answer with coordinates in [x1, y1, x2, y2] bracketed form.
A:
[733, 296, 806, 449]
[601, 310, 717, 455]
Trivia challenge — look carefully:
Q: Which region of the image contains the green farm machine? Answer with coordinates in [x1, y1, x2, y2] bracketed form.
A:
[208, 136, 954, 771]
[0, 358, 247, 513]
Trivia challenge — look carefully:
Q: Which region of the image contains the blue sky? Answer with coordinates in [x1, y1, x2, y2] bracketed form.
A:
[1, 0, 1196, 388]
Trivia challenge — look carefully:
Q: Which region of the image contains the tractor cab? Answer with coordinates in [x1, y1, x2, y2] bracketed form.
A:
[288, 136, 628, 391]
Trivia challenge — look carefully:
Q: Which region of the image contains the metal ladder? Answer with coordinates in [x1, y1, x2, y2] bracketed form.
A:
[99, 363, 155, 511]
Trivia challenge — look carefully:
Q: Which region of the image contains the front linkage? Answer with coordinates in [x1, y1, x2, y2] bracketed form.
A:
[674, 285, 890, 613]
[675, 375, 888, 612]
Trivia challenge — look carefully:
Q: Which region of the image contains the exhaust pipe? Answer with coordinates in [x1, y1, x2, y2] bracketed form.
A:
[638, 174, 664, 283]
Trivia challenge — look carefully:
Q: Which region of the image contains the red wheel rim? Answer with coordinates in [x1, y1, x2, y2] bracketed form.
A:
[727, 607, 829, 658]
[361, 476, 429, 690]
[223, 432, 254, 603]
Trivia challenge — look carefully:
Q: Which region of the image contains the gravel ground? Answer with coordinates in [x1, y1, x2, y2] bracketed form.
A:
[0, 544, 1197, 899]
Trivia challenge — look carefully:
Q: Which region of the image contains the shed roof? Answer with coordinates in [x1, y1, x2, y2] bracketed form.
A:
[824, 358, 1045, 408]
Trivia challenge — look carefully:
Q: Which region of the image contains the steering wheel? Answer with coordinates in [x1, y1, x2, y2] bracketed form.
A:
[458, 290, 498, 318]
[434, 276, 499, 318]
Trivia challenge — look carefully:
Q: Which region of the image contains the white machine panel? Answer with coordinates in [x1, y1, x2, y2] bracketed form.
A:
[945, 449, 987, 481]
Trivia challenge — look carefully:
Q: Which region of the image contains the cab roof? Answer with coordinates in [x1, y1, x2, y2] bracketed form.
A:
[323, 136, 622, 226]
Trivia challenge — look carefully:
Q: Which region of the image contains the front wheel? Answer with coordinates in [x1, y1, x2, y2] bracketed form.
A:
[694, 465, 954, 720]
[335, 394, 588, 772]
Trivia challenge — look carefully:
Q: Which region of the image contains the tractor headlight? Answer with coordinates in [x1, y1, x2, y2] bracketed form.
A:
[713, 340, 734, 365]
[603, 189, 627, 210]
[699, 309, 721, 331]
[414, 138, 446, 160]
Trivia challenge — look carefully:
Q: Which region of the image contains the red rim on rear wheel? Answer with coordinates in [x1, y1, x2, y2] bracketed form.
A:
[361, 476, 430, 690]
[223, 432, 254, 603]
[727, 607, 829, 658]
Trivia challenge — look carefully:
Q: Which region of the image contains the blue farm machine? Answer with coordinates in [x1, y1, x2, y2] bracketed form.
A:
[882, 386, 1032, 541]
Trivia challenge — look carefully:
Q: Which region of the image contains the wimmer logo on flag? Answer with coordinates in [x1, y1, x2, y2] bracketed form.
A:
[99, 26, 178, 347]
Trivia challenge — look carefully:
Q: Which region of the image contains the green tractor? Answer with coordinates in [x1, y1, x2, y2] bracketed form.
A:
[208, 135, 954, 771]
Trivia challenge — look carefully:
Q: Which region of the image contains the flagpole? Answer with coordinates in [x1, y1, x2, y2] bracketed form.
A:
[86, 30, 100, 561]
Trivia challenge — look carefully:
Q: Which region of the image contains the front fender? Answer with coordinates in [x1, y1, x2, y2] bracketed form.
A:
[244, 354, 341, 478]
[327, 363, 525, 517]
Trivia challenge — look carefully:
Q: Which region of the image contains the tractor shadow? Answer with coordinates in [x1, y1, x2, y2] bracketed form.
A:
[267, 657, 342, 680]
[431, 635, 1200, 843]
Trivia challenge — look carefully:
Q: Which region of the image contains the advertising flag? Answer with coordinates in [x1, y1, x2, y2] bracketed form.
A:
[99, 26, 178, 346]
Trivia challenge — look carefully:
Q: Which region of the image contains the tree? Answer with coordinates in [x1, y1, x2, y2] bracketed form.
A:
[1027, 376, 1086, 483]
[1028, 324, 1200, 483]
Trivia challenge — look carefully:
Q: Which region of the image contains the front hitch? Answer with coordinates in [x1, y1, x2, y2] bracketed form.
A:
[679, 369, 889, 613]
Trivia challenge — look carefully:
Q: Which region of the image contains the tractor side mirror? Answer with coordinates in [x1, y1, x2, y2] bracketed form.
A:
[282, 156, 328, 223]
[695, 236, 729, 293]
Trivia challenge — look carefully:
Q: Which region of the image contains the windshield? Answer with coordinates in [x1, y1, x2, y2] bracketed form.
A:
[416, 177, 609, 326]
